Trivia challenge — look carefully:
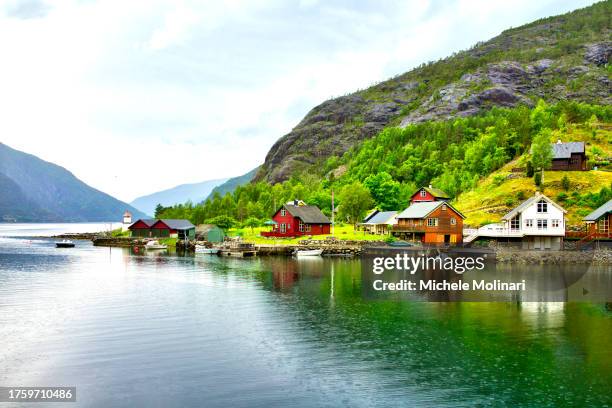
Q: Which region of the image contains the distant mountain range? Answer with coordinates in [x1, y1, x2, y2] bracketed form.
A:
[205, 166, 259, 201]
[130, 178, 228, 215]
[0, 143, 146, 222]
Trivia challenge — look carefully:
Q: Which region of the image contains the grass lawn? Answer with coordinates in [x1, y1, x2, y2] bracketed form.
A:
[227, 224, 386, 245]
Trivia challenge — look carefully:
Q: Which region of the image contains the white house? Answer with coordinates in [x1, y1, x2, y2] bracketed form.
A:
[464, 193, 566, 250]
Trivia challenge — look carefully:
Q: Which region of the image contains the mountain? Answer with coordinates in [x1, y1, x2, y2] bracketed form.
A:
[0, 143, 147, 222]
[255, 1, 611, 183]
[205, 166, 259, 200]
[130, 178, 228, 215]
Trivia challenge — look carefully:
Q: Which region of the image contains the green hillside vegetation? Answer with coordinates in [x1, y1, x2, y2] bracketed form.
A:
[257, 0, 611, 183]
[158, 101, 611, 232]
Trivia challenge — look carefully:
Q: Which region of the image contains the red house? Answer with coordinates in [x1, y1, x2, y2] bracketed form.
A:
[410, 185, 450, 203]
[262, 200, 331, 238]
[128, 219, 156, 237]
[128, 219, 196, 239]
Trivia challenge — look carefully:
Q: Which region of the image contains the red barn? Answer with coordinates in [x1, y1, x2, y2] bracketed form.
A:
[128, 219, 156, 237]
[262, 201, 331, 238]
[410, 185, 450, 203]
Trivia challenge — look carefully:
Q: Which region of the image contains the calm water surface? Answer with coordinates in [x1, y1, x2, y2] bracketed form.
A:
[0, 225, 611, 407]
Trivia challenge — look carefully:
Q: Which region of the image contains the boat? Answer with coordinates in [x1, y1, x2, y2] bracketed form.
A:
[389, 240, 417, 247]
[295, 249, 323, 257]
[56, 239, 75, 248]
[195, 245, 220, 255]
[145, 240, 167, 250]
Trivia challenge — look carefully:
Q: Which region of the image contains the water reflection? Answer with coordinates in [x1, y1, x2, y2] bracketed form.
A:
[0, 239, 611, 407]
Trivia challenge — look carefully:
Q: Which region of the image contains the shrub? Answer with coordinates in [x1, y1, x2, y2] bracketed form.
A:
[556, 192, 568, 202]
[384, 235, 397, 243]
[561, 175, 571, 191]
[534, 172, 542, 186]
[526, 161, 534, 177]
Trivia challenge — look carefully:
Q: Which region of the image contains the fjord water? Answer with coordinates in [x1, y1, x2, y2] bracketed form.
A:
[0, 228, 611, 407]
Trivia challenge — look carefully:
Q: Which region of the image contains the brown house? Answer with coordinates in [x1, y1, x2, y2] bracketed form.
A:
[583, 199, 612, 239]
[551, 141, 587, 171]
[392, 200, 465, 244]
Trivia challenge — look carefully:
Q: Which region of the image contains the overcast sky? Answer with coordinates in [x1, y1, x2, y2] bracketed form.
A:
[0, 0, 596, 202]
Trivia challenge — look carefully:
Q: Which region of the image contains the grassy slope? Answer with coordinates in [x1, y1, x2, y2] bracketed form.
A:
[455, 124, 611, 227]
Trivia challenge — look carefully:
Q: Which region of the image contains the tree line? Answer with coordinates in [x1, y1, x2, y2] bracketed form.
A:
[157, 101, 611, 228]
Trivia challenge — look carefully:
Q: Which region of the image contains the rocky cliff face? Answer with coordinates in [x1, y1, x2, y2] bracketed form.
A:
[256, 2, 611, 184]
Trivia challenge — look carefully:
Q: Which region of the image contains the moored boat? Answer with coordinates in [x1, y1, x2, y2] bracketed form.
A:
[295, 249, 323, 257]
[195, 245, 220, 255]
[145, 240, 167, 250]
[56, 239, 75, 248]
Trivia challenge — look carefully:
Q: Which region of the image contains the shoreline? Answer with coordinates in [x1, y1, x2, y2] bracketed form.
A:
[20, 233, 610, 264]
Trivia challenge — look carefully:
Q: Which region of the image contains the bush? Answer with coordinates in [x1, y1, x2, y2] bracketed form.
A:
[384, 235, 397, 243]
[561, 175, 571, 191]
[526, 161, 535, 177]
[492, 174, 506, 186]
[556, 192, 568, 202]
[534, 172, 542, 187]
[517, 191, 526, 201]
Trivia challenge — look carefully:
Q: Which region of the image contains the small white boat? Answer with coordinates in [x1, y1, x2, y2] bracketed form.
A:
[56, 239, 75, 248]
[295, 249, 323, 257]
[195, 245, 219, 254]
[145, 240, 167, 250]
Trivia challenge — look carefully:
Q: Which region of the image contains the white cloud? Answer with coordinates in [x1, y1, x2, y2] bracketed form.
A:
[0, 0, 597, 202]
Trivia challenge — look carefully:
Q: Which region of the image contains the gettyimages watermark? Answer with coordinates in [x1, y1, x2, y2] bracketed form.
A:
[361, 247, 612, 302]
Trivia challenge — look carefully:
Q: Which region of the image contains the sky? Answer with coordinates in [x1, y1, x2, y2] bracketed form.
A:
[0, 0, 597, 202]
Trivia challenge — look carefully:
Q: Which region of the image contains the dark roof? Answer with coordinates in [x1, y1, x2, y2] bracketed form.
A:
[284, 204, 331, 224]
[552, 142, 585, 159]
[128, 219, 156, 228]
[584, 199, 612, 222]
[154, 219, 195, 230]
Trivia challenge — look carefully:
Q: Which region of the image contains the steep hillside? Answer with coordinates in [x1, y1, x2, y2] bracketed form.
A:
[131, 178, 228, 215]
[455, 123, 612, 228]
[256, 1, 611, 183]
[205, 167, 259, 201]
[0, 173, 58, 222]
[0, 143, 146, 222]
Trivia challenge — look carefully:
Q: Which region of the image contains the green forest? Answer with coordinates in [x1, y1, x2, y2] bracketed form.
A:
[157, 101, 612, 228]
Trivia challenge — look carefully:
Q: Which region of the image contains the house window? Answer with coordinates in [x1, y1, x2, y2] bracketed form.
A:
[442, 204, 447, 211]
[537, 199, 548, 213]
[306, 224, 311, 232]
[280, 223, 286, 233]
[598, 219, 609, 233]
[537, 219, 548, 230]
[427, 218, 438, 227]
[280, 209, 286, 216]
[525, 219, 533, 228]
[299, 221, 304, 232]
[552, 219, 560, 228]
[420, 190, 426, 197]
[510, 216, 520, 230]
[450, 218, 456, 225]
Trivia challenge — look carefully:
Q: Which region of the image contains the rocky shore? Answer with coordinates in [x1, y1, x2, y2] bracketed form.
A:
[495, 248, 612, 264]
